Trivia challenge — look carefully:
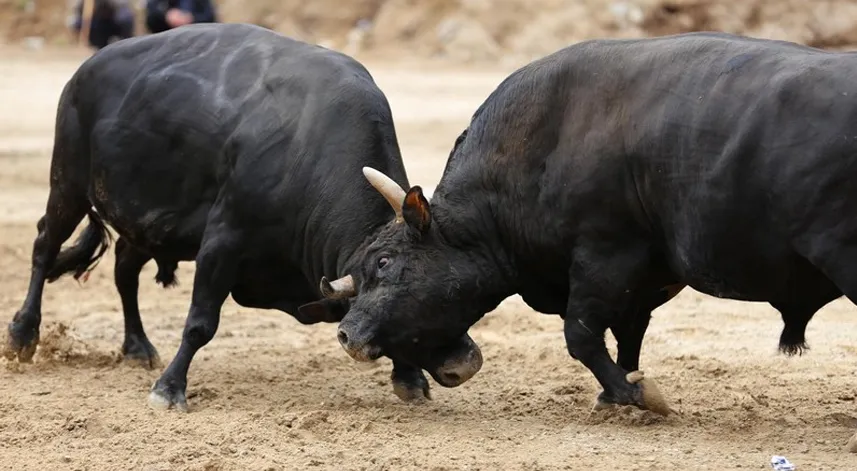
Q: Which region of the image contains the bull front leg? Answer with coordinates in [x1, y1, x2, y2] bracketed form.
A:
[294, 299, 431, 402]
[612, 284, 685, 373]
[602, 309, 651, 412]
[391, 361, 431, 402]
[148, 216, 241, 412]
[282, 298, 434, 403]
[564, 241, 674, 416]
[611, 306, 651, 375]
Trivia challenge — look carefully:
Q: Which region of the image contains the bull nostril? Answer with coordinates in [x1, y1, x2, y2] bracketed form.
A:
[337, 329, 348, 346]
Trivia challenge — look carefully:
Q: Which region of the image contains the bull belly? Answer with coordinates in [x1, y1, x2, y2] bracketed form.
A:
[231, 257, 312, 312]
[95, 203, 206, 261]
[672, 249, 811, 302]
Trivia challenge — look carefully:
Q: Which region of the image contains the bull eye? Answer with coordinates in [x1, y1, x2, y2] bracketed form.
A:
[377, 257, 390, 269]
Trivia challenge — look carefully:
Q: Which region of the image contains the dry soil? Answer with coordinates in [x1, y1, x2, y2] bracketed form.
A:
[2, 45, 857, 471]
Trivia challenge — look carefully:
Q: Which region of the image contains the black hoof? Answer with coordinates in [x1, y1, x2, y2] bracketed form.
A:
[148, 377, 188, 412]
[6, 317, 40, 363]
[391, 369, 431, 402]
[593, 390, 620, 411]
[122, 335, 162, 370]
[592, 381, 644, 411]
[593, 371, 673, 417]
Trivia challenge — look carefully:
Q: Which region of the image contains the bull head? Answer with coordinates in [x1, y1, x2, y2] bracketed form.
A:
[318, 169, 411, 301]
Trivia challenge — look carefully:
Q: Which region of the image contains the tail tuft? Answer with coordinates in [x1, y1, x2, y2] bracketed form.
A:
[778, 340, 809, 357]
[46, 211, 112, 283]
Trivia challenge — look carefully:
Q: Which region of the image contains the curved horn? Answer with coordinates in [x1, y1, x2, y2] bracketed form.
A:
[320, 275, 356, 299]
[363, 167, 406, 223]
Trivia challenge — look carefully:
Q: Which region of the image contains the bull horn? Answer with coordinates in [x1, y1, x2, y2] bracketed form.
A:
[320, 275, 356, 299]
[363, 167, 405, 223]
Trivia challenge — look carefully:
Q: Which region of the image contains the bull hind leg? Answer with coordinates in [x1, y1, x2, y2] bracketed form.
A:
[793, 241, 857, 452]
[6, 88, 116, 363]
[148, 207, 244, 412]
[5, 192, 94, 362]
[113, 238, 163, 369]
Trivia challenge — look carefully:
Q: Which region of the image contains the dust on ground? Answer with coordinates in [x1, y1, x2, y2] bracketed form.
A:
[2, 46, 857, 471]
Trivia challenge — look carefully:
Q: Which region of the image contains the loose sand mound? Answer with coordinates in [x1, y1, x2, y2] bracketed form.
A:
[4, 0, 857, 62]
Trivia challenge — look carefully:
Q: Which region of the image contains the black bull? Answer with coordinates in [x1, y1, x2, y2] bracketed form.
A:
[327, 32, 857, 449]
[4, 23, 480, 411]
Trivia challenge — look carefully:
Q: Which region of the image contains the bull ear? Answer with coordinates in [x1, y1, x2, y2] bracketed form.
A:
[295, 299, 349, 324]
[402, 186, 431, 233]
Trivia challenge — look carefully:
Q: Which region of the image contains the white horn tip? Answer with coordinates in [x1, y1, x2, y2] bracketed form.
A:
[362, 166, 381, 179]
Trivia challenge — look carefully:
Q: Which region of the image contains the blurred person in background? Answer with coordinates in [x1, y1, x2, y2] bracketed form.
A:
[145, 0, 219, 34]
[69, 0, 135, 50]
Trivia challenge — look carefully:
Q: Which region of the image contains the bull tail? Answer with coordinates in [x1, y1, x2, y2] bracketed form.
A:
[46, 210, 113, 283]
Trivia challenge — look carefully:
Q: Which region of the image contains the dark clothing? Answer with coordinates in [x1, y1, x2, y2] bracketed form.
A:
[145, 0, 218, 34]
[87, 17, 134, 49]
[72, 0, 134, 49]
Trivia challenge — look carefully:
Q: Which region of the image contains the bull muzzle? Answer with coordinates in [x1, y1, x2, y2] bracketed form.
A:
[337, 317, 382, 362]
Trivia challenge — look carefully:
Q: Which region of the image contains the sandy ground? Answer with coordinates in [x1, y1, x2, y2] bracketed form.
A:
[2, 45, 857, 471]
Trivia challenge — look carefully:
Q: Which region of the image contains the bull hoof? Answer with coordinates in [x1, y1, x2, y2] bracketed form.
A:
[593, 391, 619, 411]
[122, 335, 162, 370]
[846, 432, 857, 453]
[148, 379, 188, 412]
[392, 375, 432, 403]
[6, 319, 39, 363]
[627, 370, 672, 416]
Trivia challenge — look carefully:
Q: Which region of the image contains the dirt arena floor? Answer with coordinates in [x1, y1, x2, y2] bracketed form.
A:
[2, 46, 857, 471]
